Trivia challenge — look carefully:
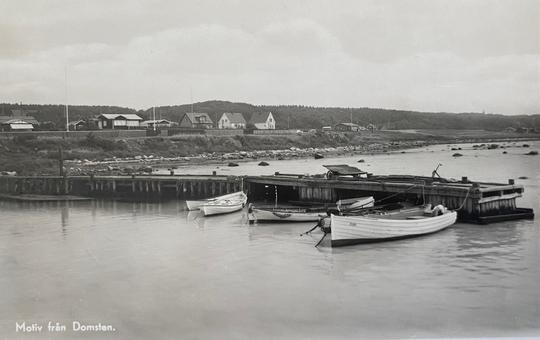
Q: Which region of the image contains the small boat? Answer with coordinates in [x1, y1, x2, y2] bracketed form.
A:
[328, 204, 457, 247]
[201, 193, 248, 216]
[186, 191, 245, 211]
[248, 196, 375, 223]
[248, 206, 327, 223]
[336, 196, 375, 210]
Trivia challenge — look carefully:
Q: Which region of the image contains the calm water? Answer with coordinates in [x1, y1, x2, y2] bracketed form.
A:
[1, 141, 539, 339]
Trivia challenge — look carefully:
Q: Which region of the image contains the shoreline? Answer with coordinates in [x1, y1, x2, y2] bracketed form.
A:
[1, 130, 538, 176]
[66, 135, 539, 175]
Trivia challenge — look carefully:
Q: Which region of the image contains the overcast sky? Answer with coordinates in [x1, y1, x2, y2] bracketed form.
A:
[1, 0, 538, 114]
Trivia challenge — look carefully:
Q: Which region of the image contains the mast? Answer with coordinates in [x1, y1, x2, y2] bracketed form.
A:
[152, 106, 156, 131]
[190, 87, 194, 113]
[65, 66, 69, 132]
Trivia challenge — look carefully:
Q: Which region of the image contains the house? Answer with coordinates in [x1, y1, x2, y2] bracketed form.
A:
[321, 126, 332, 132]
[96, 114, 143, 129]
[0, 118, 34, 131]
[141, 119, 175, 129]
[249, 112, 275, 129]
[218, 112, 246, 129]
[68, 120, 86, 131]
[335, 123, 360, 132]
[0, 110, 39, 131]
[179, 113, 214, 129]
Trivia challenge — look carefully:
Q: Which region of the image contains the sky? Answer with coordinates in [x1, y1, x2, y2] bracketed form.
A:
[0, 0, 539, 114]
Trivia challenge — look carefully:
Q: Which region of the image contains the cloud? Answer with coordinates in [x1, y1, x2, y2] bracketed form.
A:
[0, 0, 538, 114]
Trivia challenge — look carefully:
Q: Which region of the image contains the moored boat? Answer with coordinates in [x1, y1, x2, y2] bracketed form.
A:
[248, 196, 375, 223]
[186, 191, 245, 211]
[248, 206, 327, 223]
[336, 196, 375, 210]
[200, 192, 248, 216]
[329, 204, 457, 246]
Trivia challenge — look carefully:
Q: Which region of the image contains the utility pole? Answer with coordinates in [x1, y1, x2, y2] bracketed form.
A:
[65, 66, 69, 132]
[152, 106, 156, 131]
[287, 114, 290, 129]
[58, 147, 64, 176]
[190, 87, 194, 113]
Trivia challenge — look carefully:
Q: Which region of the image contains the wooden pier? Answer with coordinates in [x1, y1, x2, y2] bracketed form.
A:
[0, 174, 243, 200]
[0, 170, 534, 223]
[244, 172, 533, 223]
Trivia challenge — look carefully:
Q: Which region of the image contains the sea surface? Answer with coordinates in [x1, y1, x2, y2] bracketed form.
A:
[1, 141, 539, 339]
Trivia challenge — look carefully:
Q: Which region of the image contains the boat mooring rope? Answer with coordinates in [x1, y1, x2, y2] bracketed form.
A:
[315, 232, 327, 247]
[373, 183, 419, 205]
[300, 220, 321, 236]
[455, 187, 472, 211]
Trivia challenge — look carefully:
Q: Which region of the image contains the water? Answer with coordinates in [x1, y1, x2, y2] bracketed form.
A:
[1, 141, 539, 339]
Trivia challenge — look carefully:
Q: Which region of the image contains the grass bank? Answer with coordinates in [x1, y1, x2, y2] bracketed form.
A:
[0, 130, 538, 175]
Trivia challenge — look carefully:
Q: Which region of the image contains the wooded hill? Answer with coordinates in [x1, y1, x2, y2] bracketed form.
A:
[2, 101, 539, 131]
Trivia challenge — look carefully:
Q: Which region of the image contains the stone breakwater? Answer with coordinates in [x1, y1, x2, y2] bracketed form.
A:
[64, 141, 428, 175]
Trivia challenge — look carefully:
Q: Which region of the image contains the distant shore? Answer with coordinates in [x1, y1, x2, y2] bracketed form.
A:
[1, 129, 538, 176]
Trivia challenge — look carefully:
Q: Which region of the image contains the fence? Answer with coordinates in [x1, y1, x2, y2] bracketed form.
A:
[0, 130, 147, 139]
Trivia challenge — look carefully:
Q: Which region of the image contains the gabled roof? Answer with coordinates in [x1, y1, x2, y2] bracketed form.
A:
[98, 113, 142, 120]
[0, 116, 37, 125]
[182, 112, 213, 124]
[0, 115, 38, 125]
[7, 122, 34, 130]
[0, 118, 34, 125]
[336, 122, 359, 127]
[249, 112, 272, 124]
[221, 112, 246, 124]
[141, 119, 173, 124]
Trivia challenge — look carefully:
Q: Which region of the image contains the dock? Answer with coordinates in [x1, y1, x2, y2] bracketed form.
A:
[243, 168, 533, 223]
[0, 174, 243, 201]
[0, 167, 534, 223]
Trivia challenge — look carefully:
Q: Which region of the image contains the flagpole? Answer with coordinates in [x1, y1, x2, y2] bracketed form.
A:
[152, 106, 156, 131]
[65, 66, 69, 132]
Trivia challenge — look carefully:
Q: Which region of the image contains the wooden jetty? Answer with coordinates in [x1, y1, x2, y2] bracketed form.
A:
[243, 167, 534, 223]
[0, 174, 243, 201]
[0, 166, 534, 223]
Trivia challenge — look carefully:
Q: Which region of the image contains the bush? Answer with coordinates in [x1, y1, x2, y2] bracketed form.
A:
[80, 133, 125, 151]
[12, 134, 37, 145]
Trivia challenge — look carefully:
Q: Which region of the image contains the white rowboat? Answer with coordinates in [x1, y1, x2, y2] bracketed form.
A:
[201, 193, 248, 216]
[186, 191, 245, 211]
[330, 205, 457, 246]
[336, 196, 375, 210]
[249, 207, 326, 223]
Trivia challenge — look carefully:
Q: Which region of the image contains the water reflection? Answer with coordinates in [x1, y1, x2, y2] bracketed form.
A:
[60, 204, 69, 237]
[1, 142, 539, 338]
